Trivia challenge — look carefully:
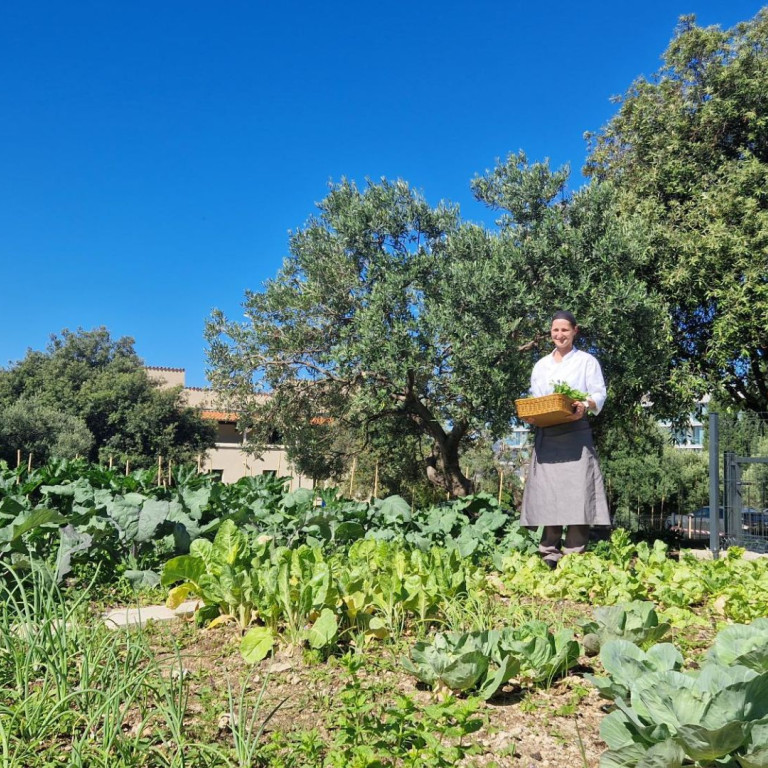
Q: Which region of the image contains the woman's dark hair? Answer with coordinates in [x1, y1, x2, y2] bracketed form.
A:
[551, 310, 578, 327]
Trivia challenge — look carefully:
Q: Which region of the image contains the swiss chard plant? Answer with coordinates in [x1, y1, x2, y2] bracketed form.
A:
[162, 519, 270, 629]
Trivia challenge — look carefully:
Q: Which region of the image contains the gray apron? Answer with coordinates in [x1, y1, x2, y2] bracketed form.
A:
[520, 419, 610, 527]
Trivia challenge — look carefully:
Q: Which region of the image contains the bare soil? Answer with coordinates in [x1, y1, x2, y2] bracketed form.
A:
[139, 608, 614, 768]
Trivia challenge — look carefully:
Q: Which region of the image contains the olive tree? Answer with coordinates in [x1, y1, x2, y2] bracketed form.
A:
[207, 161, 674, 496]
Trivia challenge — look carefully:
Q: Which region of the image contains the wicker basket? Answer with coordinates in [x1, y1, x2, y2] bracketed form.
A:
[515, 393, 576, 427]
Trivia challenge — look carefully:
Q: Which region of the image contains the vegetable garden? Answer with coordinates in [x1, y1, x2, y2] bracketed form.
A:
[2, 459, 768, 767]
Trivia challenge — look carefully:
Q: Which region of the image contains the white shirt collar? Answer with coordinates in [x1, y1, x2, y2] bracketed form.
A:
[550, 347, 578, 362]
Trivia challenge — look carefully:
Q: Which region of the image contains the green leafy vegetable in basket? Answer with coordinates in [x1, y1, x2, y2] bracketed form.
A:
[551, 382, 588, 401]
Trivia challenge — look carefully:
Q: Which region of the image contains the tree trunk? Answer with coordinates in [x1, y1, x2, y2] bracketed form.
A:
[425, 446, 474, 497]
[403, 389, 474, 496]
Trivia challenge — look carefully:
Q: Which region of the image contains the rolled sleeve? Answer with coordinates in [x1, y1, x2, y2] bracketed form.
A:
[585, 356, 607, 415]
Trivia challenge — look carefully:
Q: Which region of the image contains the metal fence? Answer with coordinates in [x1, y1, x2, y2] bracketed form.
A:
[636, 412, 768, 553]
[715, 412, 768, 554]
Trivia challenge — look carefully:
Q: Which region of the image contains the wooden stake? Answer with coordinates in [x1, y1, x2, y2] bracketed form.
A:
[349, 457, 357, 498]
[16, 449, 21, 468]
[109, 455, 114, 469]
[168, 460, 172, 485]
[157, 455, 162, 486]
[498, 470, 504, 504]
[373, 462, 379, 499]
[125, 459, 130, 476]
[197, 453, 202, 473]
[27, 453, 32, 472]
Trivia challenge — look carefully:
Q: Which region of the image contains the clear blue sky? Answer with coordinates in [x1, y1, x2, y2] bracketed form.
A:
[1, 1, 764, 387]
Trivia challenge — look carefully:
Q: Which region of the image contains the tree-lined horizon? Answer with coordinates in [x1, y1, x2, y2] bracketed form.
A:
[0, 328, 215, 468]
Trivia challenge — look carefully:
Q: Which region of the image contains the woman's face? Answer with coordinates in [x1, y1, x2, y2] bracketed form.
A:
[550, 318, 577, 354]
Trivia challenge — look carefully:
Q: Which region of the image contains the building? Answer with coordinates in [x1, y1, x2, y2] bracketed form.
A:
[146, 367, 307, 488]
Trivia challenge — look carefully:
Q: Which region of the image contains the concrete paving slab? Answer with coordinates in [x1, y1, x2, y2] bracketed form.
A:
[103, 599, 199, 630]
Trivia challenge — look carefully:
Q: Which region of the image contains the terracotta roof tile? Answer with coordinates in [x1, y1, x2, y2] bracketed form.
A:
[201, 410, 240, 423]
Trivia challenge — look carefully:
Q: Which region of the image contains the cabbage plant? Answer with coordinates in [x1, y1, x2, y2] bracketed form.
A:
[593, 620, 768, 767]
[402, 622, 580, 700]
[600, 664, 768, 767]
[579, 600, 671, 655]
[707, 618, 768, 673]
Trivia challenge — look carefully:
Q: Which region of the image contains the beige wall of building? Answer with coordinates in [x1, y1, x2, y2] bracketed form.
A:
[145, 366, 307, 488]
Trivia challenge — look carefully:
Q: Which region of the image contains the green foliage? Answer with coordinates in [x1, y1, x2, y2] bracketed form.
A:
[706, 618, 768, 673]
[403, 622, 581, 699]
[584, 638, 683, 701]
[207, 166, 674, 495]
[595, 620, 768, 767]
[321, 657, 484, 767]
[0, 327, 215, 468]
[0, 396, 93, 463]
[598, 411, 710, 530]
[551, 382, 588, 401]
[498, 529, 768, 622]
[586, 9, 768, 415]
[163, 518, 273, 629]
[579, 601, 671, 654]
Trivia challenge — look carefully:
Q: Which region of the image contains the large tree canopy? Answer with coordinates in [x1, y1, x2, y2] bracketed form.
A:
[0, 328, 215, 467]
[586, 10, 768, 415]
[207, 160, 673, 495]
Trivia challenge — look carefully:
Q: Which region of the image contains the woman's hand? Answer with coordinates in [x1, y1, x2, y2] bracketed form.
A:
[567, 400, 590, 421]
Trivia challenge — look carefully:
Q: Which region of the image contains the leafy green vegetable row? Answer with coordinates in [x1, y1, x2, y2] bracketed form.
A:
[497, 529, 768, 622]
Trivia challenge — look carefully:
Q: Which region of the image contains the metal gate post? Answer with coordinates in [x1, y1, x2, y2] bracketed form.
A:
[709, 413, 719, 557]
[723, 451, 742, 543]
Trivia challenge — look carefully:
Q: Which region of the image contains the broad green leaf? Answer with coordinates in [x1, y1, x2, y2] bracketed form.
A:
[211, 519, 246, 566]
[161, 555, 205, 586]
[374, 495, 411, 524]
[281, 488, 314, 509]
[0, 508, 66, 545]
[599, 743, 647, 768]
[600, 709, 636, 750]
[123, 569, 161, 589]
[436, 650, 488, 692]
[134, 499, 171, 542]
[675, 722, 747, 761]
[637, 739, 685, 768]
[478, 655, 519, 700]
[240, 626, 274, 663]
[180, 486, 211, 519]
[366, 616, 388, 640]
[307, 608, 338, 649]
[708, 619, 768, 673]
[333, 521, 365, 542]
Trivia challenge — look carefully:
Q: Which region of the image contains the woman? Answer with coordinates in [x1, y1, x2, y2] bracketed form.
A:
[520, 310, 610, 568]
